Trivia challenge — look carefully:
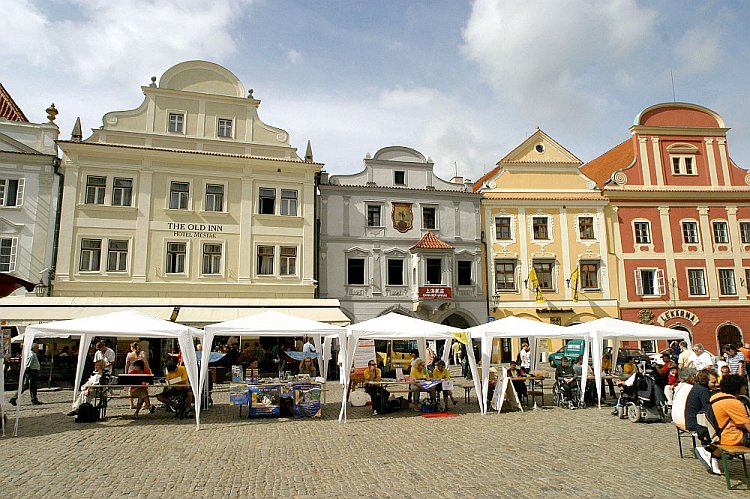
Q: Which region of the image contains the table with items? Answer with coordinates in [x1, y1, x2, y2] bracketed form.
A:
[230, 373, 324, 419]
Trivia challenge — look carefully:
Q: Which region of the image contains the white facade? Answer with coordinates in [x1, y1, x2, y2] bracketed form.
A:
[0, 115, 59, 293]
[319, 146, 485, 326]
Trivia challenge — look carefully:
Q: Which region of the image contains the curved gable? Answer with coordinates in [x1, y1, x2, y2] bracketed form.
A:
[635, 103, 724, 128]
[159, 60, 245, 98]
[372, 146, 427, 163]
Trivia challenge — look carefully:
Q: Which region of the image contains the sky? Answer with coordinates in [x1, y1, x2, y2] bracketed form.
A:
[2, 0, 750, 182]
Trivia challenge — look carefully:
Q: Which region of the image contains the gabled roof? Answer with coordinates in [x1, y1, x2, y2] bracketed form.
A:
[0, 83, 29, 122]
[410, 231, 454, 250]
[580, 138, 635, 188]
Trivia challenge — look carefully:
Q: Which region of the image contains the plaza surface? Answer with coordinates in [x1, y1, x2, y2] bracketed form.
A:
[2, 379, 746, 498]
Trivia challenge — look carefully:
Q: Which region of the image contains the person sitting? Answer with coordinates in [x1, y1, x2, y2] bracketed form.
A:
[555, 357, 577, 407]
[409, 358, 437, 410]
[670, 372, 695, 427]
[506, 360, 528, 400]
[663, 363, 680, 404]
[299, 356, 317, 377]
[67, 359, 107, 416]
[432, 360, 457, 410]
[711, 374, 750, 448]
[656, 353, 672, 382]
[623, 356, 638, 376]
[685, 368, 718, 445]
[157, 362, 193, 416]
[128, 359, 154, 419]
[246, 356, 260, 383]
[363, 360, 389, 415]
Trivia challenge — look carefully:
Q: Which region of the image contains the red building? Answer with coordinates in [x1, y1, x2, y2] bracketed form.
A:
[582, 103, 750, 354]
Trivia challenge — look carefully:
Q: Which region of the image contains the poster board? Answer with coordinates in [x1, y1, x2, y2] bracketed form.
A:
[293, 383, 322, 418]
[229, 383, 249, 405]
[1, 327, 11, 358]
[491, 376, 523, 413]
[352, 339, 376, 377]
[249, 385, 281, 416]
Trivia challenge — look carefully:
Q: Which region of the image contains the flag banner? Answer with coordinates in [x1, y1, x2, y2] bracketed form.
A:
[570, 267, 579, 303]
[529, 267, 545, 304]
[451, 332, 469, 345]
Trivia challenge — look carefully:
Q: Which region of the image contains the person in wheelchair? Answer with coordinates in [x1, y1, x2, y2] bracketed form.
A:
[555, 357, 580, 409]
[157, 362, 193, 417]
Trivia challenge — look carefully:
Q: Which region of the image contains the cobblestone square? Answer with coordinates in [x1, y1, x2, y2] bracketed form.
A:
[2, 378, 746, 498]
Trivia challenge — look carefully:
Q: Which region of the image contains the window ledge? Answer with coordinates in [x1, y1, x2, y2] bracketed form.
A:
[164, 208, 194, 214]
[198, 210, 231, 216]
[0, 206, 22, 210]
[79, 203, 137, 211]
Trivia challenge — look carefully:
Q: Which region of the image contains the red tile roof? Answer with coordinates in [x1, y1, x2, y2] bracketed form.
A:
[410, 231, 454, 250]
[580, 138, 635, 188]
[0, 83, 29, 122]
[473, 164, 501, 192]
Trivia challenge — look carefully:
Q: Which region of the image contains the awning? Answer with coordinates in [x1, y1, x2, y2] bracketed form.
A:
[0, 296, 351, 327]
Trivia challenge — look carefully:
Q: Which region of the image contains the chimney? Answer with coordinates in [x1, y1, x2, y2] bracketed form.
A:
[450, 176, 464, 184]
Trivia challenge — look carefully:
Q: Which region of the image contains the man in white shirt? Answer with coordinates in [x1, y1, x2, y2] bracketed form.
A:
[520, 343, 532, 372]
[67, 360, 107, 416]
[302, 337, 316, 355]
[94, 342, 116, 374]
[687, 344, 714, 371]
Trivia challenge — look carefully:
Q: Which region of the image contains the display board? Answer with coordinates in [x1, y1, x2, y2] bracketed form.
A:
[229, 383, 249, 405]
[249, 385, 281, 416]
[293, 383, 322, 418]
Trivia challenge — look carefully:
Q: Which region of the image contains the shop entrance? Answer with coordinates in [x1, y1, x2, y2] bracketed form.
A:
[717, 324, 742, 348]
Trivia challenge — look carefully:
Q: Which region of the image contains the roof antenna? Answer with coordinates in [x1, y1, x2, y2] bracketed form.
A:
[670, 69, 676, 102]
[454, 161, 458, 178]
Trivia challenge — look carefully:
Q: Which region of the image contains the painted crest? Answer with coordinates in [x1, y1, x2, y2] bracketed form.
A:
[391, 202, 413, 233]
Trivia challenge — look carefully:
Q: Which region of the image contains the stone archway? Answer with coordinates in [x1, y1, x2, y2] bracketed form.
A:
[717, 323, 742, 349]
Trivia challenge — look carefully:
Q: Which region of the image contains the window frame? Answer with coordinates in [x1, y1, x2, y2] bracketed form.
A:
[85, 175, 107, 205]
[457, 260, 472, 286]
[280, 189, 298, 216]
[366, 204, 382, 227]
[280, 246, 298, 276]
[256, 245, 275, 276]
[532, 260, 555, 291]
[346, 257, 366, 285]
[217, 117, 233, 138]
[739, 221, 750, 244]
[425, 257, 443, 285]
[494, 259, 517, 292]
[495, 216, 513, 241]
[577, 216, 596, 241]
[79, 238, 102, 272]
[634, 268, 665, 297]
[165, 241, 188, 275]
[167, 112, 185, 134]
[0, 237, 18, 272]
[718, 268, 737, 296]
[106, 239, 129, 273]
[686, 268, 707, 296]
[204, 183, 225, 212]
[712, 220, 729, 244]
[681, 220, 699, 244]
[168, 180, 191, 210]
[201, 242, 223, 276]
[421, 205, 438, 230]
[531, 216, 550, 241]
[386, 258, 405, 286]
[579, 261, 600, 290]
[670, 154, 697, 175]
[258, 187, 276, 215]
[633, 220, 652, 244]
[394, 170, 406, 186]
[0, 178, 24, 208]
[111, 177, 133, 207]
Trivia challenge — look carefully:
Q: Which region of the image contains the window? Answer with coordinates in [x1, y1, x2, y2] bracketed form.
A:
[719, 269, 736, 295]
[258, 188, 275, 214]
[367, 205, 381, 227]
[422, 207, 436, 230]
[280, 247, 297, 275]
[671, 156, 695, 175]
[713, 221, 729, 243]
[0, 178, 23, 207]
[280, 190, 298, 216]
[166, 242, 187, 274]
[634, 221, 651, 244]
[740, 222, 750, 244]
[682, 221, 699, 244]
[257, 246, 274, 275]
[394, 171, 405, 185]
[85, 176, 106, 205]
[205, 184, 224, 212]
[387, 259, 404, 286]
[634, 268, 665, 296]
[746, 269, 750, 293]
[687, 269, 706, 296]
[169, 181, 189, 210]
[347, 258, 365, 285]
[495, 217, 512, 240]
[426, 258, 442, 285]
[217, 118, 233, 138]
[111, 178, 133, 207]
[580, 262, 599, 289]
[168, 113, 184, 133]
[578, 217, 595, 240]
[532, 217, 549, 240]
[457, 261, 472, 286]
[202, 243, 222, 275]
[532, 261, 554, 290]
[106, 240, 128, 272]
[495, 260, 516, 291]
[0, 237, 17, 272]
[79, 239, 102, 272]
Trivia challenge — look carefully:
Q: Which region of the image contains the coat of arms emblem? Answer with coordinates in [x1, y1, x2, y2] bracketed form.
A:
[391, 202, 413, 233]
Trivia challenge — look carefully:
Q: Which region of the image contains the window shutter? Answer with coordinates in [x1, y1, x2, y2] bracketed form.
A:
[15, 178, 24, 207]
[656, 269, 666, 295]
[634, 269, 643, 296]
[9, 237, 18, 272]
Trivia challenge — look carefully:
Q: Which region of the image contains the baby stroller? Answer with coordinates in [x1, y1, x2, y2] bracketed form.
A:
[552, 376, 585, 410]
[618, 372, 666, 423]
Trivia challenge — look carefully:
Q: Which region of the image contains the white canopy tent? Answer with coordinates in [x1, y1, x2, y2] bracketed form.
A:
[339, 312, 482, 422]
[201, 310, 346, 409]
[570, 317, 692, 407]
[468, 316, 591, 414]
[12, 311, 203, 435]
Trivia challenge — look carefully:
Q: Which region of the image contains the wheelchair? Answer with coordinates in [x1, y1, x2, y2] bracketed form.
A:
[552, 377, 586, 409]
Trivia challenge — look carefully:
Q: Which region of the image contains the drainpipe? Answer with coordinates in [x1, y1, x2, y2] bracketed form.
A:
[48, 156, 63, 296]
[313, 170, 321, 298]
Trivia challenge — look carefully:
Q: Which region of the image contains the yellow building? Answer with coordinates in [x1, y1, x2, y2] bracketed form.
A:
[474, 129, 619, 362]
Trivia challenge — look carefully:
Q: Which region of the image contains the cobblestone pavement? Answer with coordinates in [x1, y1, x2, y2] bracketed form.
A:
[2, 378, 747, 498]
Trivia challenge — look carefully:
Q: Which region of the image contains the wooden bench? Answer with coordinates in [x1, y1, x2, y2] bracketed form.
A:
[672, 422, 698, 459]
[716, 444, 750, 490]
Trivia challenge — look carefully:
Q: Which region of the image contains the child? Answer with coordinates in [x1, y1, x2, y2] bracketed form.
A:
[718, 364, 731, 386]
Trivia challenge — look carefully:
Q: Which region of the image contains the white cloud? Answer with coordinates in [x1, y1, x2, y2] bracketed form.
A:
[674, 27, 721, 75]
[286, 49, 303, 65]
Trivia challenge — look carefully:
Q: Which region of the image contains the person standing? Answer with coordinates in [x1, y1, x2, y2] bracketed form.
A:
[601, 353, 616, 400]
[519, 342, 532, 372]
[724, 344, 745, 376]
[687, 344, 714, 371]
[677, 341, 691, 370]
[94, 341, 116, 374]
[10, 344, 43, 406]
[451, 341, 461, 365]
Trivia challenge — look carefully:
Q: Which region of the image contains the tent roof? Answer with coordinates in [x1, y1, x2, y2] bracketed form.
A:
[204, 310, 344, 336]
[468, 316, 574, 339]
[348, 312, 460, 340]
[23, 310, 202, 339]
[569, 317, 689, 341]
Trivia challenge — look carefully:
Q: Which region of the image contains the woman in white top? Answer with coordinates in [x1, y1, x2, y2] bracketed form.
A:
[124, 342, 149, 409]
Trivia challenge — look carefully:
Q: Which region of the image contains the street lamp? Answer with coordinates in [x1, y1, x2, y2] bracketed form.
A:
[34, 280, 48, 297]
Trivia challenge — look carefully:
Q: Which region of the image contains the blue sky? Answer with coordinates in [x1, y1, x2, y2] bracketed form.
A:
[2, 0, 749, 182]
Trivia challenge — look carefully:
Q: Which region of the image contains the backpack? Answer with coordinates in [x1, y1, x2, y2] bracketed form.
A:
[76, 402, 99, 423]
[703, 394, 735, 443]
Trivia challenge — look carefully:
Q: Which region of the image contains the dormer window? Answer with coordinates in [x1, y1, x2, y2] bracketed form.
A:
[394, 171, 405, 185]
[667, 143, 698, 176]
[168, 113, 185, 133]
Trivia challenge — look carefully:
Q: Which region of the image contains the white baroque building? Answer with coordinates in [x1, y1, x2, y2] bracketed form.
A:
[318, 146, 485, 327]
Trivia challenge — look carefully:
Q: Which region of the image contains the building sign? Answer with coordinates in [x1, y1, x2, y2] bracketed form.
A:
[419, 286, 451, 299]
[391, 203, 413, 233]
[657, 309, 699, 326]
[167, 222, 223, 238]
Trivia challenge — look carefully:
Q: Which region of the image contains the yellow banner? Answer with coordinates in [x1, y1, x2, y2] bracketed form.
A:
[451, 332, 469, 346]
[529, 267, 545, 304]
[570, 267, 579, 303]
